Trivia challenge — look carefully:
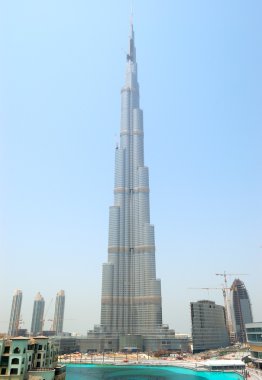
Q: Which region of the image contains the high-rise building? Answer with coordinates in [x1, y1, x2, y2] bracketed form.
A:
[84, 22, 181, 353]
[191, 300, 230, 353]
[8, 289, 22, 337]
[230, 278, 253, 342]
[100, 23, 162, 337]
[53, 290, 65, 335]
[30, 292, 45, 336]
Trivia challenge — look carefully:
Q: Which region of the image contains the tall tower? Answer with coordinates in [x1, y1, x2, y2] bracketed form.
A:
[8, 289, 22, 337]
[100, 23, 162, 336]
[230, 278, 253, 342]
[53, 290, 65, 335]
[30, 292, 45, 336]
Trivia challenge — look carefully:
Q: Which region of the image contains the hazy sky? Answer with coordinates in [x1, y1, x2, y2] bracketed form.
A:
[0, 0, 261, 335]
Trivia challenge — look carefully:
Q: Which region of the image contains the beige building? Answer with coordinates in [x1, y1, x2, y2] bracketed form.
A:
[246, 322, 262, 369]
[0, 336, 65, 380]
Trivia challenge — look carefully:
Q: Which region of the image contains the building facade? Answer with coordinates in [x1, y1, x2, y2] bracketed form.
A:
[230, 278, 253, 342]
[0, 336, 65, 379]
[100, 23, 162, 337]
[53, 333, 190, 355]
[191, 300, 230, 353]
[8, 289, 23, 337]
[53, 290, 65, 336]
[30, 292, 45, 336]
[245, 322, 262, 369]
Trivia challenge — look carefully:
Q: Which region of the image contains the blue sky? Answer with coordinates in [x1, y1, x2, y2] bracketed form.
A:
[0, 0, 261, 335]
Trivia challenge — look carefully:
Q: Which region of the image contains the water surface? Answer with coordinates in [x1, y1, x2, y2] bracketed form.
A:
[66, 364, 244, 380]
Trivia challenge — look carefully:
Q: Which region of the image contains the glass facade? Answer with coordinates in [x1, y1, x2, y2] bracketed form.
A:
[100, 25, 163, 335]
[246, 323, 262, 369]
[230, 279, 253, 342]
[8, 290, 23, 337]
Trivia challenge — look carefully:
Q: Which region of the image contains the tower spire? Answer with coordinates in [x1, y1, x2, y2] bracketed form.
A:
[100, 21, 162, 337]
[130, 1, 134, 34]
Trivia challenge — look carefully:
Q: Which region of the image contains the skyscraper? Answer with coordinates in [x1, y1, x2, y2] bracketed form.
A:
[53, 290, 65, 335]
[30, 292, 45, 336]
[230, 278, 253, 342]
[100, 23, 163, 337]
[8, 289, 22, 337]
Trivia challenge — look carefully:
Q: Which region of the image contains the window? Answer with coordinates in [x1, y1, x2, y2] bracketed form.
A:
[22, 358, 25, 364]
[1, 368, 6, 375]
[37, 361, 40, 368]
[10, 368, 18, 375]
[11, 358, 19, 365]
[4, 346, 10, 354]
[14, 347, 20, 354]
[38, 345, 42, 350]
[37, 353, 41, 359]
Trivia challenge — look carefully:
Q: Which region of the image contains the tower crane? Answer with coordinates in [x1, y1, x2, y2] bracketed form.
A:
[215, 271, 248, 289]
[40, 298, 53, 334]
[188, 287, 230, 303]
[215, 272, 248, 342]
[188, 287, 232, 339]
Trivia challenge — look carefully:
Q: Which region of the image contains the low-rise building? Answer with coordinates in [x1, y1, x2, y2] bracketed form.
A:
[0, 336, 65, 379]
[246, 322, 262, 369]
[52, 332, 191, 354]
[202, 360, 245, 371]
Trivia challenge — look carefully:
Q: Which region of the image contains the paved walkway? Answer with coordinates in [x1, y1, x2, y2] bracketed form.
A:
[247, 368, 262, 380]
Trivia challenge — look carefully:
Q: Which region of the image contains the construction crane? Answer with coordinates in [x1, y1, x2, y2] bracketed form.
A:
[188, 286, 233, 341]
[188, 287, 230, 303]
[215, 271, 248, 289]
[15, 316, 25, 336]
[47, 318, 75, 332]
[40, 298, 53, 333]
[215, 272, 248, 342]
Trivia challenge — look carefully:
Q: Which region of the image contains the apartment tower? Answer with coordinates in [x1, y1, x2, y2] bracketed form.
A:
[53, 290, 65, 335]
[30, 292, 45, 336]
[8, 289, 23, 337]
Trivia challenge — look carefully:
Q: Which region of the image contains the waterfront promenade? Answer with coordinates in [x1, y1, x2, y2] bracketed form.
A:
[59, 352, 262, 380]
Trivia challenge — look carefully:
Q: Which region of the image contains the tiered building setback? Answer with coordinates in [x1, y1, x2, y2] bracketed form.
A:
[100, 23, 162, 336]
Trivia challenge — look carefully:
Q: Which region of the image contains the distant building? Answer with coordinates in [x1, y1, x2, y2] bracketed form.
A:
[53, 334, 190, 355]
[0, 336, 65, 379]
[30, 292, 45, 336]
[17, 329, 29, 337]
[246, 322, 262, 369]
[42, 330, 56, 337]
[53, 290, 65, 336]
[230, 278, 253, 342]
[8, 289, 23, 337]
[191, 300, 230, 353]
